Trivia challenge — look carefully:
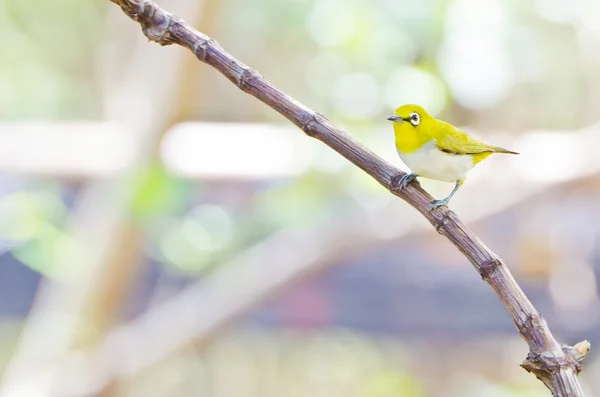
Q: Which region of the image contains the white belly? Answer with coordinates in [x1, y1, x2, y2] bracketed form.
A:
[397, 141, 474, 182]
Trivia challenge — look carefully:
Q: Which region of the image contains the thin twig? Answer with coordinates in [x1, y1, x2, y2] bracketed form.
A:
[108, 0, 589, 395]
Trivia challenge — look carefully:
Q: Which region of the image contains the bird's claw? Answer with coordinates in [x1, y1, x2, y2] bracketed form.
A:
[396, 173, 417, 190]
[429, 198, 449, 211]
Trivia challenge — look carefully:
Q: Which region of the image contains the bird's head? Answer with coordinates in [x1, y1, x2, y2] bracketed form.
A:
[386, 104, 433, 130]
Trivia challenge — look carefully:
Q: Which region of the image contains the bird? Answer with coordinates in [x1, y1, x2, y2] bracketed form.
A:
[387, 104, 518, 210]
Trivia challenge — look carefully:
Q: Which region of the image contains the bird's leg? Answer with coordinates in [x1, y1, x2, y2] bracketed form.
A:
[395, 173, 417, 190]
[430, 180, 463, 210]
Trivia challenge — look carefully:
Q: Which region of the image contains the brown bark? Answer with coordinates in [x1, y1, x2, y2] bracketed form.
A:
[107, 1, 589, 395]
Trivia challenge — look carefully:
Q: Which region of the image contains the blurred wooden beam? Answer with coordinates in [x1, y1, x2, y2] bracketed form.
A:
[0, 121, 310, 180]
[0, 121, 598, 186]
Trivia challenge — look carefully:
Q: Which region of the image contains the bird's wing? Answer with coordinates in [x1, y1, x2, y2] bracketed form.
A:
[434, 122, 495, 155]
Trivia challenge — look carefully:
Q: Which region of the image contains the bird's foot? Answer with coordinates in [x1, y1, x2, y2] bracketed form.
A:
[429, 198, 449, 211]
[393, 173, 417, 190]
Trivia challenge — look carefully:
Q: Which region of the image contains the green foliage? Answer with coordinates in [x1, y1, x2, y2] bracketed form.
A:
[128, 163, 190, 221]
[151, 204, 235, 275]
[0, 0, 106, 119]
[0, 188, 71, 277]
[11, 229, 75, 278]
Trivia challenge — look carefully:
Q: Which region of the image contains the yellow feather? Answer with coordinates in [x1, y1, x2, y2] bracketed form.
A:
[392, 105, 518, 161]
[392, 105, 436, 154]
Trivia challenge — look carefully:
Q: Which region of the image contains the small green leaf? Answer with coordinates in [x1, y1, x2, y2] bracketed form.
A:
[128, 164, 189, 220]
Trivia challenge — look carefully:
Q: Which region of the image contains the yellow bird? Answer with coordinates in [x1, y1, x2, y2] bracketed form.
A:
[387, 104, 518, 210]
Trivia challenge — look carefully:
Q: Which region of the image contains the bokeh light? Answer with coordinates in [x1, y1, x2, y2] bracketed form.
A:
[438, 0, 514, 109]
[384, 67, 446, 116]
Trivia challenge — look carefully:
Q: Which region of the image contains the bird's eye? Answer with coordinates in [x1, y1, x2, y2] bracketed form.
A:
[409, 112, 420, 126]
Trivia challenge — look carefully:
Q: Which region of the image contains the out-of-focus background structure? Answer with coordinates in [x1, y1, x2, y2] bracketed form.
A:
[0, 0, 600, 396]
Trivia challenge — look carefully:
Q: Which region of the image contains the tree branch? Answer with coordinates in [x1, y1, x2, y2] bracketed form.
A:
[108, 0, 589, 395]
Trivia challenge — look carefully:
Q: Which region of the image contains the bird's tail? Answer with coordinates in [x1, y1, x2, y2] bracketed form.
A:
[490, 146, 519, 155]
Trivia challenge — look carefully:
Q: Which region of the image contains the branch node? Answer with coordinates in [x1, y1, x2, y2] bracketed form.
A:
[237, 68, 262, 92]
[565, 341, 591, 373]
[516, 312, 539, 333]
[434, 211, 453, 235]
[193, 37, 214, 61]
[388, 173, 405, 193]
[132, 0, 148, 18]
[521, 342, 588, 386]
[478, 257, 503, 280]
[301, 112, 327, 137]
[138, 3, 177, 45]
[572, 340, 591, 360]
[116, 0, 145, 20]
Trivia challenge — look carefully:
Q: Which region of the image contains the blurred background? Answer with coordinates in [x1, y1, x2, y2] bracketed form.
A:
[0, 0, 599, 396]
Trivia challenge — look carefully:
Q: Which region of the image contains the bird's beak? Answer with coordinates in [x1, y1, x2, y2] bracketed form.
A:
[387, 115, 401, 122]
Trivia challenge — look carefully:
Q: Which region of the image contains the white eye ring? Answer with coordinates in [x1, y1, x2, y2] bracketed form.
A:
[409, 112, 420, 126]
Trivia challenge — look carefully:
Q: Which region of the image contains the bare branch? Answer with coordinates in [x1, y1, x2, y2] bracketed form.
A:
[107, 0, 589, 395]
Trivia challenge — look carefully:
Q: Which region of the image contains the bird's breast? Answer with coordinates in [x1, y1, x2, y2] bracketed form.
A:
[397, 141, 474, 182]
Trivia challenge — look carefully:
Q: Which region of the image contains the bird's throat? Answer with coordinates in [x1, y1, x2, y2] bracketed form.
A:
[394, 124, 428, 154]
